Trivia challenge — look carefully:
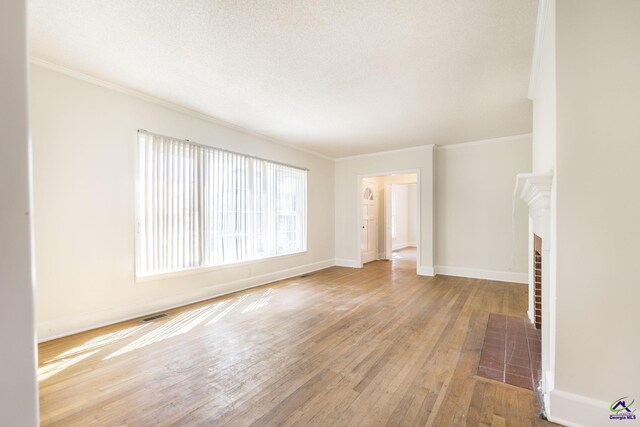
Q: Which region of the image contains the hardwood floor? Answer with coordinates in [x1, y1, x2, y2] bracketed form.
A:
[38, 249, 554, 426]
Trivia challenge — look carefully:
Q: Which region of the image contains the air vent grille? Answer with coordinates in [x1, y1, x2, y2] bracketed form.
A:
[142, 313, 168, 322]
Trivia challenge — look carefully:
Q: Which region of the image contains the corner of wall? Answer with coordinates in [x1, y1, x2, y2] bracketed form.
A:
[547, 389, 612, 427]
[334, 259, 361, 269]
[417, 266, 435, 276]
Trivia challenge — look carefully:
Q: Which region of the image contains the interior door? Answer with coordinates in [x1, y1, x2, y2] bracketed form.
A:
[361, 180, 378, 264]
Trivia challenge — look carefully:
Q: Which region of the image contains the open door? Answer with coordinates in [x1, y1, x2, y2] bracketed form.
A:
[361, 179, 378, 264]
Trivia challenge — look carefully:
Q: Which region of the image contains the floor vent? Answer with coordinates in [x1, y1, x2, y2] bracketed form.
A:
[141, 313, 168, 322]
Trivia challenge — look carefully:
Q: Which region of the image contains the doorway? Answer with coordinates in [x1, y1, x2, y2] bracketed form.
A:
[361, 179, 379, 264]
[358, 172, 419, 273]
[384, 182, 418, 260]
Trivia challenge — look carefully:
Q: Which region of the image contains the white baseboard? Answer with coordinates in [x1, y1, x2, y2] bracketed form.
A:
[434, 266, 527, 284]
[334, 258, 361, 268]
[392, 242, 415, 250]
[547, 389, 612, 427]
[417, 266, 435, 276]
[37, 259, 334, 342]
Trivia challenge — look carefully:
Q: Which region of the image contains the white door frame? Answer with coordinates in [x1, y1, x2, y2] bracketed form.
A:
[356, 168, 421, 275]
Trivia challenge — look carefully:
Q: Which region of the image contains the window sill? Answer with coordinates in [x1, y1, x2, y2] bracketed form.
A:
[135, 250, 308, 283]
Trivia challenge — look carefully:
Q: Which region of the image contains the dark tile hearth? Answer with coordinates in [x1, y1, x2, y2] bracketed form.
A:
[477, 313, 541, 391]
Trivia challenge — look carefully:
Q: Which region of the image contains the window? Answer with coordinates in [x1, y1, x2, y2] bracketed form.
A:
[135, 131, 307, 277]
[363, 187, 373, 200]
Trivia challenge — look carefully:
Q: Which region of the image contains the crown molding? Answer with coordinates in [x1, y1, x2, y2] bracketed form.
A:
[29, 57, 335, 162]
[335, 133, 531, 161]
[528, 0, 551, 100]
[29, 57, 533, 162]
[335, 144, 435, 162]
[435, 133, 532, 150]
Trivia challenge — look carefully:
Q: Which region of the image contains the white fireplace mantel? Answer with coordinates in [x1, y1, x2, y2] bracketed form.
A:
[514, 171, 555, 410]
[515, 173, 553, 209]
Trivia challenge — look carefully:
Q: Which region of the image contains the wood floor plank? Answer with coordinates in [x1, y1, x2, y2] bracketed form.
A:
[38, 248, 556, 426]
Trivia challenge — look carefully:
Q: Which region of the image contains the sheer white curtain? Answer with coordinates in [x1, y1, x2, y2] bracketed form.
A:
[136, 132, 307, 277]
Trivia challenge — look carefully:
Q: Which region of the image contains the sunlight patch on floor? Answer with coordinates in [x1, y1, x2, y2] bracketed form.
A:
[38, 350, 99, 382]
[51, 324, 148, 362]
[242, 289, 273, 313]
[40, 288, 277, 380]
[205, 295, 248, 326]
[104, 302, 229, 360]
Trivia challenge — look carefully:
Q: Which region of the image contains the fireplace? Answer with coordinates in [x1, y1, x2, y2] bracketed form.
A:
[515, 173, 553, 401]
[533, 234, 542, 330]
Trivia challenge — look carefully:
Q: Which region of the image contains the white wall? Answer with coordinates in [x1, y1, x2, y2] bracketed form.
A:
[531, 0, 556, 176]
[529, 0, 558, 413]
[334, 148, 434, 274]
[434, 136, 532, 282]
[530, 1, 640, 424]
[335, 138, 530, 282]
[551, 0, 640, 421]
[30, 65, 335, 341]
[0, 0, 39, 424]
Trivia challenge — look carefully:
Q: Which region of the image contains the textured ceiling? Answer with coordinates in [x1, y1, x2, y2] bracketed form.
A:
[29, 0, 537, 158]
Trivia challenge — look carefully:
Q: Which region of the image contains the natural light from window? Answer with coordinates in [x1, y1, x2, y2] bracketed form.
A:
[135, 131, 308, 277]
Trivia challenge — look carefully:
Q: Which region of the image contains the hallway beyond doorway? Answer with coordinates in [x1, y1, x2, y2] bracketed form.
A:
[392, 246, 417, 272]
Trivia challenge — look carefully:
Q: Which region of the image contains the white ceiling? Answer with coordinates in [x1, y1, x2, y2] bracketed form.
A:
[29, 0, 537, 158]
